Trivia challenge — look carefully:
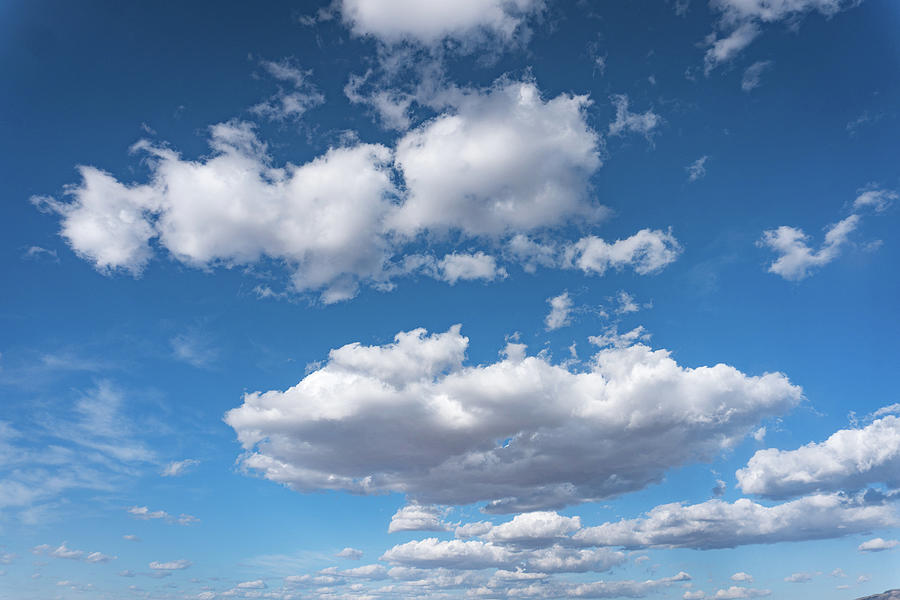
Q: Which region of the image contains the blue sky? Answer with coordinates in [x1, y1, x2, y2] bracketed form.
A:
[1, 1, 899, 599]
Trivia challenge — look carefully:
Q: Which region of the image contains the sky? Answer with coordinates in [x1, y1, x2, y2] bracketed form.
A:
[1, 0, 899, 599]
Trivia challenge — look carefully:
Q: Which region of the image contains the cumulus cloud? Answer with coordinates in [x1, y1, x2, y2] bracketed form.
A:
[226, 325, 801, 511]
[437, 252, 507, 284]
[736, 414, 900, 498]
[608, 94, 662, 139]
[571, 493, 897, 550]
[784, 571, 816, 583]
[741, 60, 772, 92]
[127, 506, 198, 526]
[566, 229, 682, 276]
[858, 537, 898, 552]
[853, 187, 897, 212]
[338, 0, 544, 46]
[390, 80, 603, 236]
[37, 78, 647, 303]
[714, 586, 771, 599]
[336, 547, 364, 560]
[388, 505, 449, 533]
[32, 543, 115, 564]
[731, 572, 754, 583]
[758, 215, 859, 280]
[544, 292, 573, 331]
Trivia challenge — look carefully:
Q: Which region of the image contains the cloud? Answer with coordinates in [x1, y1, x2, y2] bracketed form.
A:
[388, 505, 449, 533]
[566, 229, 682, 276]
[236, 579, 266, 589]
[686, 156, 709, 182]
[483, 511, 581, 546]
[714, 586, 771, 599]
[437, 252, 507, 284]
[731, 572, 754, 583]
[545, 292, 573, 331]
[337, 0, 544, 46]
[32, 543, 115, 564]
[37, 78, 631, 303]
[705, 0, 861, 71]
[741, 61, 773, 92]
[736, 414, 900, 498]
[858, 537, 899, 552]
[127, 506, 198, 525]
[226, 325, 801, 511]
[149, 559, 192, 570]
[336, 547, 364, 560]
[170, 330, 218, 368]
[853, 187, 897, 212]
[250, 58, 325, 121]
[608, 94, 662, 139]
[22, 246, 59, 262]
[784, 571, 816, 583]
[571, 493, 896, 550]
[758, 215, 860, 280]
[390, 80, 603, 236]
[161, 459, 200, 477]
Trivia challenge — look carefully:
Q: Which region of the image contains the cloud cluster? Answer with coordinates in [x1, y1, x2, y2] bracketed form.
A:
[736, 414, 900, 498]
[226, 325, 801, 511]
[33, 543, 115, 564]
[36, 80, 673, 303]
[759, 187, 893, 280]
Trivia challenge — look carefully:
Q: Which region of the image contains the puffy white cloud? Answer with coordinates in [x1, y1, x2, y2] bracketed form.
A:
[566, 229, 681, 276]
[758, 215, 859, 280]
[741, 61, 772, 92]
[483, 511, 581, 546]
[336, 547, 364, 560]
[388, 505, 449, 533]
[338, 0, 544, 46]
[390, 80, 603, 236]
[33, 543, 115, 564]
[858, 537, 899, 552]
[236, 579, 266, 588]
[736, 414, 900, 498]
[381, 538, 513, 570]
[127, 505, 198, 525]
[544, 292, 573, 331]
[572, 493, 897, 550]
[226, 325, 801, 511]
[437, 252, 507, 284]
[162, 459, 199, 477]
[607, 94, 662, 139]
[686, 156, 709, 182]
[703, 23, 760, 73]
[714, 586, 771, 599]
[731, 572, 754, 583]
[149, 559, 192, 570]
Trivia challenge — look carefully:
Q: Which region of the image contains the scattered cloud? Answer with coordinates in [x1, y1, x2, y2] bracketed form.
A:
[759, 215, 859, 280]
[250, 58, 325, 121]
[741, 60, 772, 92]
[608, 94, 663, 140]
[335, 547, 363, 560]
[686, 156, 709, 181]
[545, 292, 573, 331]
[127, 506, 198, 526]
[858, 537, 898, 552]
[161, 459, 200, 477]
[388, 504, 450, 533]
[149, 559, 192, 570]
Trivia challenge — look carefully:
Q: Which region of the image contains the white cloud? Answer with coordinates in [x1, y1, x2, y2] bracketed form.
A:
[338, 0, 544, 46]
[759, 214, 859, 280]
[608, 94, 662, 139]
[388, 505, 449, 533]
[149, 559, 192, 570]
[32, 543, 115, 564]
[853, 188, 897, 212]
[572, 493, 897, 549]
[741, 61, 772, 92]
[686, 156, 709, 181]
[250, 58, 325, 121]
[566, 229, 681, 276]
[544, 292, 573, 331]
[236, 579, 266, 588]
[784, 571, 816, 583]
[731, 572, 754, 583]
[123, 535, 140, 542]
[614, 291, 641, 314]
[437, 252, 507, 284]
[162, 459, 199, 477]
[226, 325, 801, 511]
[714, 586, 771, 599]
[336, 547, 364, 560]
[705, 0, 861, 70]
[483, 511, 581, 546]
[858, 537, 898, 552]
[390, 80, 603, 236]
[170, 330, 217, 368]
[736, 414, 900, 498]
[127, 505, 198, 525]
